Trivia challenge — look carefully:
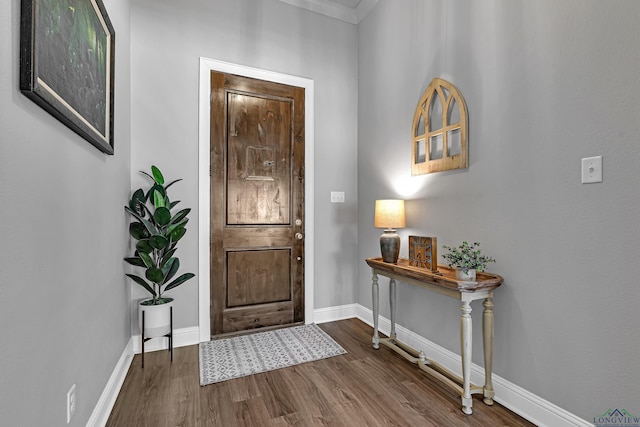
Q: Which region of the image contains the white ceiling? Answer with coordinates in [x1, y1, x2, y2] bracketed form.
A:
[277, 0, 378, 24]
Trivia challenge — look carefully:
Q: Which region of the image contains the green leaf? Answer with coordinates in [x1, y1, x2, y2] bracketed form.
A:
[146, 267, 165, 284]
[138, 202, 154, 219]
[139, 252, 153, 268]
[128, 189, 147, 217]
[140, 170, 154, 181]
[169, 200, 181, 209]
[126, 274, 156, 297]
[140, 217, 159, 235]
[151, 165, 165, 185]
[136, 239, 153, 254]
[170, 208, 191, 225]
[124, 205, 143, 222]
[149, 235, 169, 250]
[166, 223, 187, 241]
[146, 184, 165, 203]
[124, 257, 146, 267]
[167, 219, 188, 235]
[164, 178, 182, 190]
[171, 227, 187, 242]
[153, 189, 165, 208]
[161, 248, 177, 266]
[154, 207, 171, 226]
[129, 222, 149, 240]
[164, 273, 195, 292]
[163, 258, 180, 283]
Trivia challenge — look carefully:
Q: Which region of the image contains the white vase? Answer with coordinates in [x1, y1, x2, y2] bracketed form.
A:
[455, 268, 476, 281]
[138, 298, 174, 338]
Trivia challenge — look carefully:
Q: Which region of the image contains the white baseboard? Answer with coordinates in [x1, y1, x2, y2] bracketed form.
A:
[351, 304, 591, 427]
[313, 303, 358, 324]
[86, 337, 134, 427]
[90, 305, 589, 427]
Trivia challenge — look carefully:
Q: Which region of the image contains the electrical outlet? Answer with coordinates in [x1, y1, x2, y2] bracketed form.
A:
[67, 384, 76, 424]
[330, 191, 345, 203]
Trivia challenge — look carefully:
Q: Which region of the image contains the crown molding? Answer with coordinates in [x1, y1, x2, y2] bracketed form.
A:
[278, 0, 378, 24]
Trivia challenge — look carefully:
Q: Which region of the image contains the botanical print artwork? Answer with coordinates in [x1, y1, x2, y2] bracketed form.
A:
[36, 0, 111, 135]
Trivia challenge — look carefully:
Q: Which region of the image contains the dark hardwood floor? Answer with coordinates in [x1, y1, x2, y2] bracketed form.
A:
[106, 318, 536, 426]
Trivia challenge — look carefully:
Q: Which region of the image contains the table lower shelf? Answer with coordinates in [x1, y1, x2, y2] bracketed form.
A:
[378, 336, 494, 408]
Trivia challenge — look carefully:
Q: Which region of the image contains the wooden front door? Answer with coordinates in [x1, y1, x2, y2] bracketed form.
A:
[210, 71, 305, 336]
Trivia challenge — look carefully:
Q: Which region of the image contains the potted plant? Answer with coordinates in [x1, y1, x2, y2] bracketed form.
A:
[124, 166, 195, 338]
[442, 241, 495, 281]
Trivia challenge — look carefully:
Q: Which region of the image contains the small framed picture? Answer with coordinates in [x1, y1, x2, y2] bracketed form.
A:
[408, 236, 438, 272]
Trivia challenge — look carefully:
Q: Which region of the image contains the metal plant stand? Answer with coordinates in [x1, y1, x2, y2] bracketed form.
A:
[141, 306, 173, 368]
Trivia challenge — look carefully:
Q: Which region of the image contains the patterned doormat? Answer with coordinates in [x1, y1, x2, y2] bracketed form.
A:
[199, 324, 347, 386]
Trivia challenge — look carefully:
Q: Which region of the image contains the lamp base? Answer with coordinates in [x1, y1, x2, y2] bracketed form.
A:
[380, 229, 400, 263]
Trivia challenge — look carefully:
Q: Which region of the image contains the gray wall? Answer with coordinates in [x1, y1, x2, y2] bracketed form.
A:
[0, 0, 131, 425]
[130, 0, 359, 330]
[357, 0, 640, 420]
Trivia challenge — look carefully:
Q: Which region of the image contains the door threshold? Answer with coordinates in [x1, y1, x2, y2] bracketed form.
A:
[210, 321, 305, 340]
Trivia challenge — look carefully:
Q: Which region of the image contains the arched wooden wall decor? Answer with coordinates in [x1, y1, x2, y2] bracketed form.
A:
[411, 78, 468, 175]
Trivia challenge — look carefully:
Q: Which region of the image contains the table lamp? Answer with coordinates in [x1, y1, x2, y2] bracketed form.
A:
[374, 199, 406, 263]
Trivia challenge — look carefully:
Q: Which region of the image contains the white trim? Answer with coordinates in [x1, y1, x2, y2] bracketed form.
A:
[278, 0, 357, 24]
[355, 0, 378, 23]
[313, 303, 358, 324]
[132, 326, 200, 353]
[198, 57, 315, 341]
[86, 338, 134, 427]
[276, 0, 378, 24]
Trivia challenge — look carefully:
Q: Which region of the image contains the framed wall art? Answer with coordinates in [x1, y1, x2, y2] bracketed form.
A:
[20, 0, 116, 154]
[411, 78, 468, 175]
[408, 235, 439, 272]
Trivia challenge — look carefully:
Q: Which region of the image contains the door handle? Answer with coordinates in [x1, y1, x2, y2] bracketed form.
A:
[295, 233, 303, 240]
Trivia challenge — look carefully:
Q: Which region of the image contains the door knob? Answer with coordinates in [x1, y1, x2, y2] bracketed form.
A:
[295, 233, 303, 240]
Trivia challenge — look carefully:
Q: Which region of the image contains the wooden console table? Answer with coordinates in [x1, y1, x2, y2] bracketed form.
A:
[366, 257, 503, 415]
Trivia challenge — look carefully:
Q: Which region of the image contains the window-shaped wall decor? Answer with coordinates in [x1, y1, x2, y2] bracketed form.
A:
[411, 78, 468, 175]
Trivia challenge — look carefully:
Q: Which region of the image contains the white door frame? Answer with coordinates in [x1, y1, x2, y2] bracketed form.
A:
[198, 57, 315, 341]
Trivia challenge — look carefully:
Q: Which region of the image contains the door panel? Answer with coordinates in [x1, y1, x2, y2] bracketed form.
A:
[226, 92, 291, 225]
[227, 249, 291, 307]
[210, 71, 305, 336]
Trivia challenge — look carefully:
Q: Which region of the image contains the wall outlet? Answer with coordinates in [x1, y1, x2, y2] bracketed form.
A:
[67, 384, 76, 424]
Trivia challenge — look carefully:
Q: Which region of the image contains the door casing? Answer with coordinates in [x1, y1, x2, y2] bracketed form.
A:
[198, 57, 315, 341]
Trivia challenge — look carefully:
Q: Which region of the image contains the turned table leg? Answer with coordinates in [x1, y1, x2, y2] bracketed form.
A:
[372, 272, 380, 349]
[483, 297, 495, 405]
[389, 278, 397, 340]
[460, 300, 473, 415]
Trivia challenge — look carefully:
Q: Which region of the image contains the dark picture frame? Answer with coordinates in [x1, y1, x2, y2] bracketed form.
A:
[20, 0, 115, 154]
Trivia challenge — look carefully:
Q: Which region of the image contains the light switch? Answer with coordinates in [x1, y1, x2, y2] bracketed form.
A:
[330, 191, 345, 203]
[581, 156, 603, 184]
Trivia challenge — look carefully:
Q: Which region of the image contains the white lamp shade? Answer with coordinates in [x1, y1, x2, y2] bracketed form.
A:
[374, 199, 406, 229]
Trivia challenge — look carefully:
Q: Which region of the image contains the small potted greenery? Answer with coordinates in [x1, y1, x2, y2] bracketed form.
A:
[124, 166, 195, 337]
[442, 241, 495, 281]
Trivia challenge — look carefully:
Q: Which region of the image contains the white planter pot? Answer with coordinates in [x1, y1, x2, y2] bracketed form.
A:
[455, 268, 476, 281]
[138, 298, 174, 338]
